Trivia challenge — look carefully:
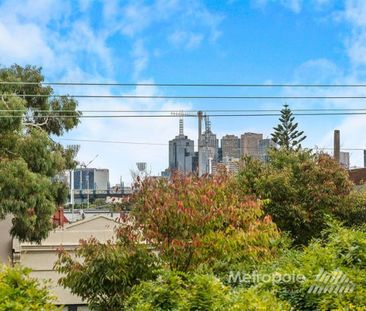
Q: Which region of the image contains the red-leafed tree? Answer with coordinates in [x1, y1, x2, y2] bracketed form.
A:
[128, 172, 285, 273]
[56, 172, 286, 310]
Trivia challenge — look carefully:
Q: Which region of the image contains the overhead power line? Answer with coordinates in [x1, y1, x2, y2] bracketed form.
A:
[3, 108, 366, 113]
[59, 138, 166, 146]
[58, 138, 365, 152]
[3, 112, 366, 118]
[3, 81, 366, 87]
[5, 94, 366, 100]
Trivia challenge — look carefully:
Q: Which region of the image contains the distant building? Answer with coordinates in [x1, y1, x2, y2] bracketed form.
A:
[73, 168, 109, 191]
[192, 151, 199, 173]
[221, 156, 240, 174]
[258, 139, 276, 162]
[340, 151, 350, 169]
[198, 116, 218, 176]
[169, 116, 194, 174]
[240, 132, 263, 158]
[221, 135, 240, 159]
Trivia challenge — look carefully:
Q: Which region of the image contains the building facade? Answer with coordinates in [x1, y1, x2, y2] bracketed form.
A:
[240, 132, 263, 158]
[73, 168, 109, 191]
[340, 151, 350, 169]
[198, 116, 218, 176]
[169, 136, 194, 174]
[168, 117, 195, 174]
[13, 215, 119, 311]
[221, 135, 240, 159]
[258, 138, 276, 162]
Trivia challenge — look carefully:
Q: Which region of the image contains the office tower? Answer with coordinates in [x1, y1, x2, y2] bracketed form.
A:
[198, 115, 218, 176]
[258, 138, 276, 162]
[221, 134, 240, 159]
[169, 115, 194, 174]
[73, 168, 109, 191]
[240, 132, 263, 158]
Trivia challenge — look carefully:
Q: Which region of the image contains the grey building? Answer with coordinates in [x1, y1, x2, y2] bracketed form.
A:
[221, 134, 240, 159]
[198, 116, 218, 176]
[258, 139, 276, 162]
[74, 168, 110, 191]
[169, 117, 194, 174]
[340, 151, 350, 169]
[240, 132, 263, 158]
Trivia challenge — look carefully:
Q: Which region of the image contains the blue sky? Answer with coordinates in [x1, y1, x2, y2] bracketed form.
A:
[1, 0, 366, 184]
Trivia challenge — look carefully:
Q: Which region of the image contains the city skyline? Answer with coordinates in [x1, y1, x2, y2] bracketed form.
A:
[2, 1, 366, 183]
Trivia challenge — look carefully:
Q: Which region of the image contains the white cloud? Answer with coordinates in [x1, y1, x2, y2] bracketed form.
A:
[0, 1, 221, 183]
[132, 39, 149, 78]
[169, 31, 204, 49]
[0, 19, 54, 65]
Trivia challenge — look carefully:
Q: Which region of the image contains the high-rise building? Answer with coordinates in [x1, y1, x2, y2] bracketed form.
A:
[221, 156, 240, 174]
[73, 168, 109, 191]
[169, 116, 194, 174]
[221, 135, 240, 159]
[198, 115, 218, 176]
[240, 132, 263, 158]
[258, 139, 276, 162]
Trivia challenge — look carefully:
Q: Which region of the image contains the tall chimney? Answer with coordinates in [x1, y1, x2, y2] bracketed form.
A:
[334, 130, 340, 163]
[364, 150, 366, 168]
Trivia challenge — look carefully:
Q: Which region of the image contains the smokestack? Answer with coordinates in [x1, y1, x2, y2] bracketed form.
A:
[197, 111, 203, 144]
[364, 150, 366, 168]
[334, 130, 340, 163]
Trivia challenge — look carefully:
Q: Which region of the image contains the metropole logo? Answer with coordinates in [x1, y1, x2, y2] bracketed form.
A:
[307, 268, 355, 294]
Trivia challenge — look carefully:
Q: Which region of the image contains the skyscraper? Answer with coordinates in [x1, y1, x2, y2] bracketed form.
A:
[221, 135, 240, 159]
[198, 115, 218, 176]
[258, 138, 276, 162]
[169, 115, 194, 174]
[240, 132, 263, 158]
[73, 168, 109, 190]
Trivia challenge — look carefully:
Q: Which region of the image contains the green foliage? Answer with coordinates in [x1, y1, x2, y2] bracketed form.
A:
[126, 270, 290, 311]
[229, 287, 291, 311]
[55, 238, 160, 311]
[126, 271, 191, 311]
[0, 264, 59, 311]
[334, 190, 366, 228]
[0, 65, 80, 136]
[251, 223, 366, 310]
[238, 149, 353, 244]
[0, 158, 55, 241]
[0, 64, 80, 241]
[129, 172, 284, 272]
[272, 104, 306, 150]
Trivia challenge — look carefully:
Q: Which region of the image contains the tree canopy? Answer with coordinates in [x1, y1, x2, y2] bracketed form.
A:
[0, 64, 80, 242]
[0, 264, 59, 311]
[272, 104, 306, 150]
[237, 149, 353, 244]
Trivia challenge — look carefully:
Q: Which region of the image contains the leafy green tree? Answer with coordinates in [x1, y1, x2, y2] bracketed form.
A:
[272, 104, 306, 150]
[126, 270, 290, 311]
[238, 149, 353, 244]
[55, 237, 160, 311]
[0, 64, 80, 242]
[334, 190, 366, 228]
[0, 264, 59, 310]
[250, 223, 366, 310]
